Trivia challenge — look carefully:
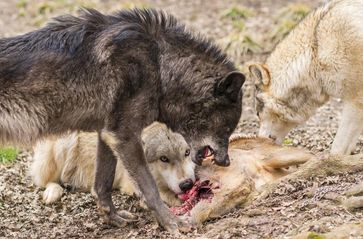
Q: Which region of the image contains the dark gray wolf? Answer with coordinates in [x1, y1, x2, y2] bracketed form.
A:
[0, 8, 245, 232]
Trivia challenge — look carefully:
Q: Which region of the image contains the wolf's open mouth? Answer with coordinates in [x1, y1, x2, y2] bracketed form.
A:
[203, 146, 214, 158]
[170, 179, 218, 216]
[203, 146, 215, 163]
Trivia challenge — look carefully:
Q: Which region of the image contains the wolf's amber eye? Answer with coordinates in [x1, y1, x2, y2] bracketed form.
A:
[160, 156, 169, 163]
[185, 149, 190, 157]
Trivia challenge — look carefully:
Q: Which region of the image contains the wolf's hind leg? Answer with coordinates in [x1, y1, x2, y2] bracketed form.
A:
[331, 103, 363, 155]
[93, 133, 138, 227]
[259, 155, 363, 199]
[263, 147, 314, 169]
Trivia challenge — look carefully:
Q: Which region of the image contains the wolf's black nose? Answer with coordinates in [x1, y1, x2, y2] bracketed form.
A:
[179, 179, 194, 192]
[214, 154, 230, 167]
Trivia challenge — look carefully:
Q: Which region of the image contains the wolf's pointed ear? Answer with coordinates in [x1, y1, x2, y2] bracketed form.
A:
[249, 64, 270, 88]
[141, 140, 157, 163]
[143, 148, 157, 163]
[215, 71, 245, 103]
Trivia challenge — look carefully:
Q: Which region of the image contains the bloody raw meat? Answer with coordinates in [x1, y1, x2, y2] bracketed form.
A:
[170, 180, 217, 216]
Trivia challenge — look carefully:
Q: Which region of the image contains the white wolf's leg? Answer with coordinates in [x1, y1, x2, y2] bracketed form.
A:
[31, 140, 63, 204]
[331, 103, 363, 155]
[31, 140, 59, 186]
[43, 182, 64, 204]
[331, 104, 363, 155]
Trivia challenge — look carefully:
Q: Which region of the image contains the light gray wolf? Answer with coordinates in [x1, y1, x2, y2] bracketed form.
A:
[31, 122, 195, 206]
[249, 0, 363, 155]
[0, 8, 245, 231]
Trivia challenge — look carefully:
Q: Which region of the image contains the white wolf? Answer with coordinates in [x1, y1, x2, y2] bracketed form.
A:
[31, 122, 195, 206]
[249, 0, 363, 155]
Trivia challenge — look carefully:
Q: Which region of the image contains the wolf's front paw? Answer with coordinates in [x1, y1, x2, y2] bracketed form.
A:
[101, 207, 139, 227]
[157, 207, 193, 235]
[43, 182, 63, 204]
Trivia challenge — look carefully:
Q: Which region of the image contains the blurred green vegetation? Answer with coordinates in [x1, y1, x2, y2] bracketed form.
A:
[16, 0, 148, 27]
[0, 148, 18, 165]
[222, 6, 254, 21]
[306, 232, 326, 239]
[283, 138, 293, 146]
[219, 5, 262, 63]
[269, 3, 311, 44]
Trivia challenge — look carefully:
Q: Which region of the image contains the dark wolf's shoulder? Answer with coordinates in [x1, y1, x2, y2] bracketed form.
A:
[0, 8, 228, 64]
[111, 8, 228, 63]
[0, 8, 176, 56]
[0, 8, 113, 56]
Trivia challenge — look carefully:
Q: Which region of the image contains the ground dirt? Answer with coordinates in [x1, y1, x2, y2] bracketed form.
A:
[0, 0, 362, 238]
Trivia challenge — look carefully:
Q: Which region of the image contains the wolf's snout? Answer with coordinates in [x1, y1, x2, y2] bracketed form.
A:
[214, 154, 230, 167]
[179, 179, 194, 192]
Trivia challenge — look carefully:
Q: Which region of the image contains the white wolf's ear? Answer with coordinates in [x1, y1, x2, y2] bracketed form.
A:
[215, 71, 245, 103]
[249, 64, 270, 88]
[141, 122, 168, 143]
[141, 122, 169, 163]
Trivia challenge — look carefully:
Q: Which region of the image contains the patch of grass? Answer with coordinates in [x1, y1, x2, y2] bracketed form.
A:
[283, 138, 293, 146]
[16, 0, 28, 17]
[222, 6, 254, 21]
[219, 31, 262, 63]
[269, 3, 311, 44]
[120, 1, 149, 9]
[16, 0, 28, 9]
[0, 148, 18, 164]
[307, 232, 326, 239]
[232, 20, 246, 31]
[222, 6, 254, 31]
[287, 4, 311, 20]
[37, 2, 54, 15]
[242, 35, 262, 52]
[16, 0, 149, 27]
[219, 5, 263, 62]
